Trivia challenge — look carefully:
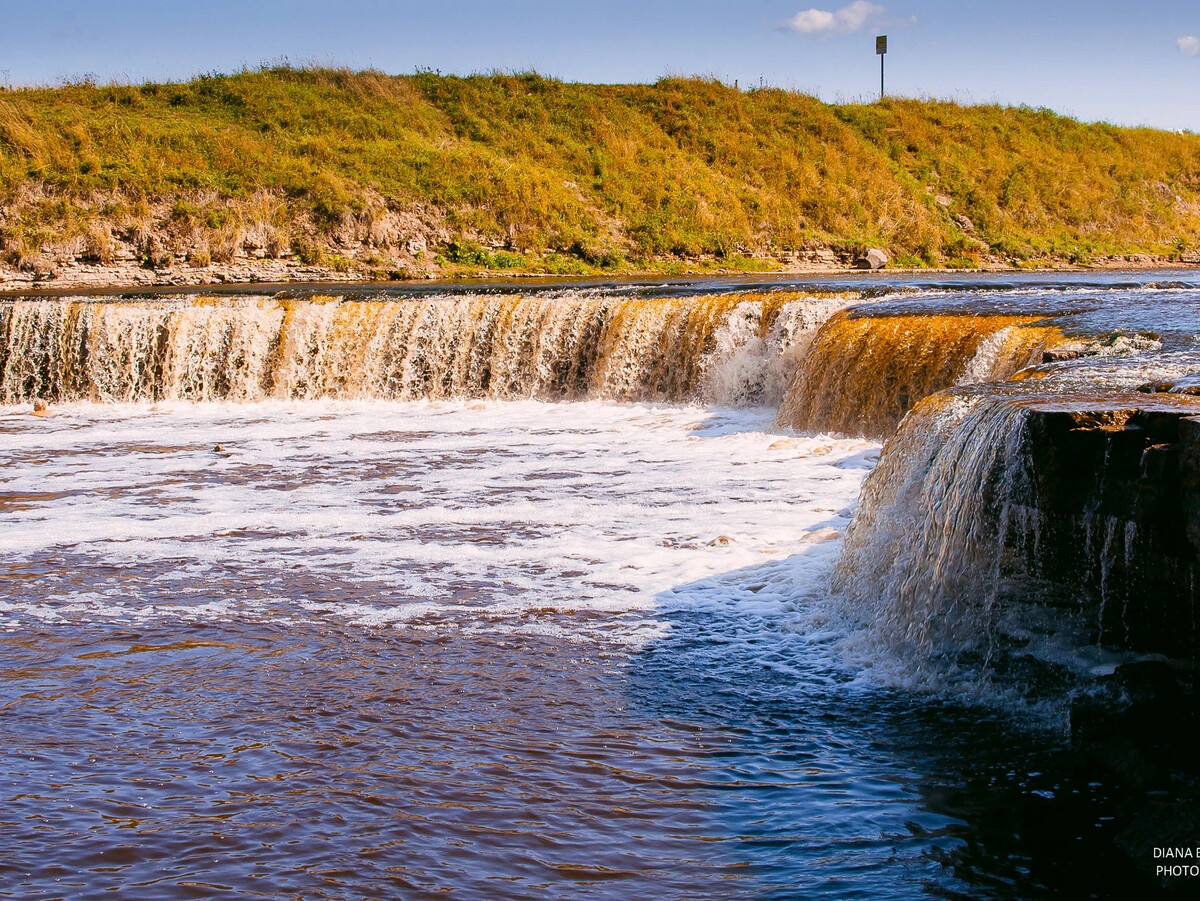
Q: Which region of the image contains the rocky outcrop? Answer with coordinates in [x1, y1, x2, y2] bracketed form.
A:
[853, 248, 889, 270]
[0, 192, 450, 291]
[837, 392, 1200, 663]
[1005, 406, 1200, 657]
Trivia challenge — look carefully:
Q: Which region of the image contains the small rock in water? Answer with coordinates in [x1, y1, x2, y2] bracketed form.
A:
[707, 535, 734, 546]
[1043, 348, 1084, 363]
[1137, 374, 1200, 395]
[853, 248, 889, 270]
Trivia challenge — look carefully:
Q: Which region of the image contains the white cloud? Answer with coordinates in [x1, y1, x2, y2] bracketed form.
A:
[787, 2, 886, 35]
[790, 9, 837, 33]
[1179, 35, 1200, 56]
[835, 0, 885, 31]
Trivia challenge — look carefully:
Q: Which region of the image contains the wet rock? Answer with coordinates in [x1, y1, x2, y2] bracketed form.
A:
[1070, 660, 1188, 755]
[1043, 347, 1087, 362]
[1178, 417, 1200, 552]
[1138, 375, 1200, 396]
[1005, 407, 1200, 657]
[853, 248, 888, 270]
[1088, 332, 1163, 356]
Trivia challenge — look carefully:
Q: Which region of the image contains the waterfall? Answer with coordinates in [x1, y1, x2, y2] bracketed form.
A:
[700, 293, 852, 406]
[833, 391, 1033, 668]
[6, 283, 1198, 668]
[776, 311, 1057, 437]
[0, 290, 848, 405]
[835, 387, 1200, 667]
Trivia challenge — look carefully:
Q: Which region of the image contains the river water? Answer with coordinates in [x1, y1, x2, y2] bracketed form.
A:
[2, 274, 1198, 898]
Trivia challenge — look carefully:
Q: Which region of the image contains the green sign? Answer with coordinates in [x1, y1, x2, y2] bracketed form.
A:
[876, 35, 887, 55]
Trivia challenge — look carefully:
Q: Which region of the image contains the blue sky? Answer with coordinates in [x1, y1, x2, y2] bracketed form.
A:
[2, 1, 1199, 130]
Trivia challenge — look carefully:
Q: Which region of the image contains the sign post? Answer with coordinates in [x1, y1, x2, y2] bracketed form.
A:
[876, 35, 887, 100]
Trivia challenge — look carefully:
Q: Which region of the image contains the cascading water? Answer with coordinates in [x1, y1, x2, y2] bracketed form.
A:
[699, 293, 853, 406]
[0, 290, 851, 405]
[832, 391, 1034, 673]
[776, 309, 1060, 437]
[955, 322, 1065, 385]
[836, 383, 1200, 687]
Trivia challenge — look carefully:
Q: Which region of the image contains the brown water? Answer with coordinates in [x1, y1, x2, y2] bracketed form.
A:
[0, 289, 845, 405]
[775, 310, 1061, 436]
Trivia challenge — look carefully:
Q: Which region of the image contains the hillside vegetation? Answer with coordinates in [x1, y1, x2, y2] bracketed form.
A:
[2, 66, 1200, 280]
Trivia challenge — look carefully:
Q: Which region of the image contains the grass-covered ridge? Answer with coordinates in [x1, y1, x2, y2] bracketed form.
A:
[2, 66, 1200, 278]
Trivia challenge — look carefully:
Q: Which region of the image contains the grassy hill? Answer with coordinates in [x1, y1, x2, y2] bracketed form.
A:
[2, 66, 1200, 279]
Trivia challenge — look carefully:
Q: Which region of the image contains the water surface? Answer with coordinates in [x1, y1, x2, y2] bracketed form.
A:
[5, 272, 1200, 898]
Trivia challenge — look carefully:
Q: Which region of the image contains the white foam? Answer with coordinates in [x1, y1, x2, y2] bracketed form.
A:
[701, 296, 849, 406]
[0, 400, 877, 651]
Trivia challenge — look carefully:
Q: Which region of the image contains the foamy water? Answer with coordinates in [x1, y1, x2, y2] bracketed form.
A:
[1, 401, 873, 640]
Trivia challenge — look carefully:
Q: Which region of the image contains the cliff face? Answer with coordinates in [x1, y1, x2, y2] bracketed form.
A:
[3, 68, 1200, 288]
[1008, 407, 1200, 657]
[835, 393, 1200, 665]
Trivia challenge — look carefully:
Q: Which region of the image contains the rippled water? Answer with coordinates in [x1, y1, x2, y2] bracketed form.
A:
[4, 274, 1198, 898]
[0, 401, 903, 897]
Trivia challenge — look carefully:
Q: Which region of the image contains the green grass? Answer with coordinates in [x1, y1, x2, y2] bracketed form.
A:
[2, 66, 1200, 272]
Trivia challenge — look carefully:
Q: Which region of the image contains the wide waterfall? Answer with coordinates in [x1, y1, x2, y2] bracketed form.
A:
[7, 286, 1200, 661]
[0, 288, 1083, 437]
[0, 290, 850, 406]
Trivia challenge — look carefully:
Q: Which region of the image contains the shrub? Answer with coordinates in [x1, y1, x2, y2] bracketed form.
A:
[79, 225, 113, 263]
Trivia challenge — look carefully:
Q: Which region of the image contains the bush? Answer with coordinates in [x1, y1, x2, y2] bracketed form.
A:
[291, 236, 322, 265]
[79, 225, 113, 263]
[186, 245, 212, 267]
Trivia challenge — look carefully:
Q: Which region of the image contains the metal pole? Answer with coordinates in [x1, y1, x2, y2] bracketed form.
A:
[875, 35, 887, 101]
